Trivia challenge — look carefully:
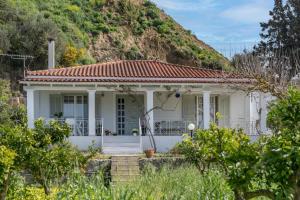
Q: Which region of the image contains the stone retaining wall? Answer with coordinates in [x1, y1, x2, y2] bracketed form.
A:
[23, 157, 187, 184]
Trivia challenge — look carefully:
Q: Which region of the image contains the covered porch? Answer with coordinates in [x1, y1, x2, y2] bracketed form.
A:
[25, 85, 264, 152]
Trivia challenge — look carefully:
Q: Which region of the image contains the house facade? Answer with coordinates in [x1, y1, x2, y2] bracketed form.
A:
[21, 60, 271, 154]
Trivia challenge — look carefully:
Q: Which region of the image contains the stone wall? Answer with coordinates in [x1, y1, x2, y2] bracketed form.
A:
[86, 157, 187, 174]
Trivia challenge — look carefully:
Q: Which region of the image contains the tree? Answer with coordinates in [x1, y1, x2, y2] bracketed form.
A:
[24, 119, 84, 195]
[256, 0, 300, 79]
[0, 125, 31, 200]
[0, 146, 16, 200]
[178, 121, 273, 200]
[178, 88, 300, 200]
[232, 49, 300, 99]
[259, 0, 290, 51]
[0, 119, 90, 198]
[261, 88, 300, 199]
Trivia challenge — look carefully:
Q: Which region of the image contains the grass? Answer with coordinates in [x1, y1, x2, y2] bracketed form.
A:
[8, 165, 234, 200]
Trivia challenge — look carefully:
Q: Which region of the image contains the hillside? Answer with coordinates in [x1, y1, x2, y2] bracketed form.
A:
[0, 0, 228, 90]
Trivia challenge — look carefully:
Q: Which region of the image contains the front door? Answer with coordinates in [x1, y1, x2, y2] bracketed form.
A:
[116, 95, 144, 135]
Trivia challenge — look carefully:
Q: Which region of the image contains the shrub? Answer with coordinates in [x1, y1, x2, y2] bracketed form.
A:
[57, 165, 234, 199]
[61, 44, 85, 67]
[177, 122, 269, 199]
[267, 87, 300, 133]
[0, 146, 16, 199]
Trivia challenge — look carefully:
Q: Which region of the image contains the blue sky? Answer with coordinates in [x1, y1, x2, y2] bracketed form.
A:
[152, 0, 274, 56]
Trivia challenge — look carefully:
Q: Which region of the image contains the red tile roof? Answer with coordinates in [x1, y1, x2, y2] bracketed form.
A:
[23, 60, 249, 84]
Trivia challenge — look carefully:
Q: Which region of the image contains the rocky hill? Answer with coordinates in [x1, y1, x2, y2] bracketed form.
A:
[0, 0, 228, 90]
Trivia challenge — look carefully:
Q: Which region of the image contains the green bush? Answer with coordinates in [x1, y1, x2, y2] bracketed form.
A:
[0, 146, 16, 197]
[178, 89, 300, 199]
[267, 87, 300, 133]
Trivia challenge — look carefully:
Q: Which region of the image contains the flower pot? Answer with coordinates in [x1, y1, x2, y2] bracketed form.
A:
[144, 148, 155, 158]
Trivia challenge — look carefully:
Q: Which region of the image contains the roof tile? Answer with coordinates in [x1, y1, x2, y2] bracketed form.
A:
[23, 60, 248, 84]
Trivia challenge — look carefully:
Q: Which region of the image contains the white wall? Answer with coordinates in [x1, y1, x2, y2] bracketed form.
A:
[68, 136, 102, 150]
[34, 91, 40, 118]
[39, 91, 50, 119]
[230, 91, 248, 130]
[142, 136, 183, 152]
[260, 93, 275, 133]
[153, 92, 182, 122]
[67, 136, 183, 152]
[101, 92, 116, 133]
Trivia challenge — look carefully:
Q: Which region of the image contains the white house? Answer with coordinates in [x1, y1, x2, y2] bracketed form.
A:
[21, 59, 271, 154]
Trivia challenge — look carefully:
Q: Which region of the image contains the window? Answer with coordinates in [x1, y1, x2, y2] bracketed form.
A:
[63, 96, 75, 118]
[63, 95, 87, 118]
[50, 94, 62, 117]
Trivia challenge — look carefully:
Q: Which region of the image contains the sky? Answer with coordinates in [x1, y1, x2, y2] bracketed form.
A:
[152, 0, 274, 57]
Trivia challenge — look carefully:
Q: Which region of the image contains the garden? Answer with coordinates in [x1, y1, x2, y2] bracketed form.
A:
[0, 76, 300, 200]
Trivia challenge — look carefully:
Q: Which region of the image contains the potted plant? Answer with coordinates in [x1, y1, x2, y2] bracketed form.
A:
[132, 128, 139, 136]
[144, 148, 155, 158]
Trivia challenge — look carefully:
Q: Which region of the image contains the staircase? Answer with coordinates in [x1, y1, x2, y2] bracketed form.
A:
[111, 156, 140, 183]
[102, 136, 142, 154]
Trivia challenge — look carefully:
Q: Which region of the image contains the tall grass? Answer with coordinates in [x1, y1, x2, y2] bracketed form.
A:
[57, 165, 234, 200]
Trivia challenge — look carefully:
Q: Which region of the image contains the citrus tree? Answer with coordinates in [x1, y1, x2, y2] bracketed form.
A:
[178, 123, 271, 200]
[0, 146, 16, 200]
[261, 88, 300, 199]
[178, 88, 300, 200]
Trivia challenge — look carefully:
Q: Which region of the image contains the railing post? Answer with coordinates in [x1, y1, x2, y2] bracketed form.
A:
[101, 118, 104, 147]
[139, 118, 142, 151]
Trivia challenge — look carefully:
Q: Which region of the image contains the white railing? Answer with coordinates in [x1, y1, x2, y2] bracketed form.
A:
[153, 119, 264, 136]
[139, 118, 142, 150]
[96, 118, 104, 146]
[230, 120, 260, 136]
[96, 118, 104, 136]
[154, 120, 196, 136]
[47, 118, 89, 136]
[217, 119, 259, 136]
[48, 118, 105, 137]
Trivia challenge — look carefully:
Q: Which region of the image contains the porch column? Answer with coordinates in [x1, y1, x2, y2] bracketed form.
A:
[88, 90, 96, 136]
[27, 89, 35, 129]
[203, 91, 211, 129]
[146, 90, 154, 135]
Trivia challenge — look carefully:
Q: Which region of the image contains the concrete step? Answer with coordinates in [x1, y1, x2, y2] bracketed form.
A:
[103, 147, 141, 154]
[111, 156, 139, 161]
[110, 155, 140, 184]
[111, 161, 139, 166]
[111, 171, 140, 176]
[111, 165, 140, 171]
[112, 174, 140, 182]
[104, 143, 140, 147]
[103, 136, 140, 143]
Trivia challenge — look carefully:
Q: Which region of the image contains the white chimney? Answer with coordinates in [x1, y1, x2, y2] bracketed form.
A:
[48, 39, 55, 69]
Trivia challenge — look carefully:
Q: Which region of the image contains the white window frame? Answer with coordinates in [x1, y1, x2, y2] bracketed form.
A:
[63, 95, 88, 119]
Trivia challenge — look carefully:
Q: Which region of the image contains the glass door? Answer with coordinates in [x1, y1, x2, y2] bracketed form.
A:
[197, 96, 218, 128]
[116, 97, 125, 135]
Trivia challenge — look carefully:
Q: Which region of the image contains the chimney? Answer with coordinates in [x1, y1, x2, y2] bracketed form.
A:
[48, 38, 55, 69]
